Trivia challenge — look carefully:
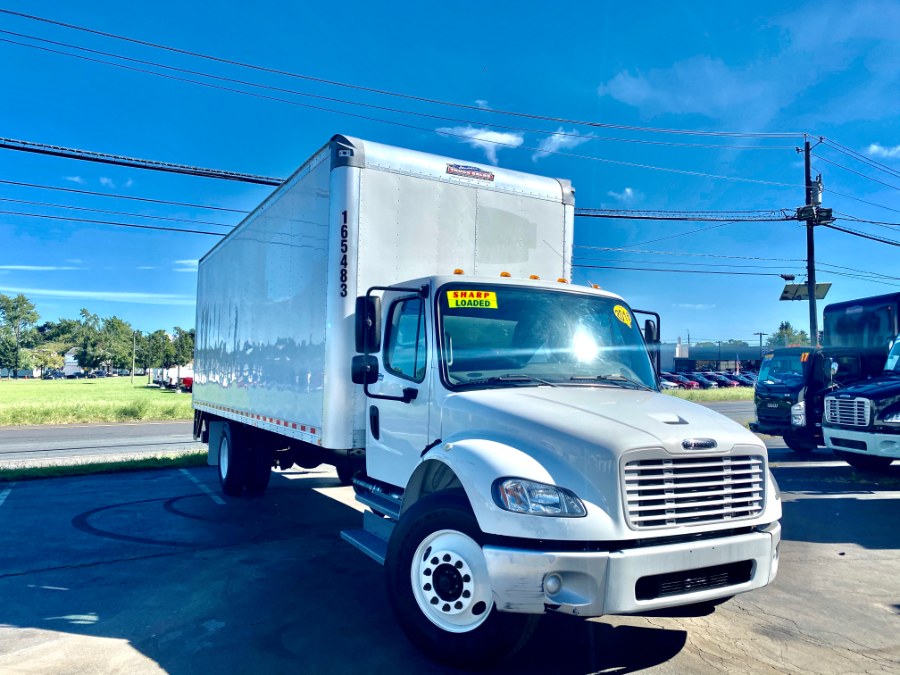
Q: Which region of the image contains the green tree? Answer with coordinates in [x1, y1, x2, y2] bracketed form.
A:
[75, 309, 106, 372]
[766, 321, 810, 348]
[31, 347, 64, 377]
[103, 316, 136, 371]
[147, 330, 175, 385]
[0, 293, 40, 378]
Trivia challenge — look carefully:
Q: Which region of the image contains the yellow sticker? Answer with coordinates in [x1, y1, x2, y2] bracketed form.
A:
[613, 304, 632, 328]
[800, 352, 810, 362]
[447, 290, 498, 309]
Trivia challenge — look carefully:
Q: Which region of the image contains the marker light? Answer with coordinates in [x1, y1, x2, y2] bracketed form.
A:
[453, 268, 465, 275]
[529, 275, 540, 280]
[500, 271, 511, 277]
[592, 284, 601, 289]
[557, 278, 569, 284]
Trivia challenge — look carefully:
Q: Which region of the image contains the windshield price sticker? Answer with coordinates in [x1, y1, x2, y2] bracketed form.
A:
[613, 305, 632, 328]
[448, 290, 498, 309]
[800, 352, 810, 362]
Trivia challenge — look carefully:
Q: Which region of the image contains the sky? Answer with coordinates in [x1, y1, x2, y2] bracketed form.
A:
[1, 1, 898, 344]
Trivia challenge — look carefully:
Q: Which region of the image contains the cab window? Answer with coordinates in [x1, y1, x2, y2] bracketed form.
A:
[384, 297, 427, 382]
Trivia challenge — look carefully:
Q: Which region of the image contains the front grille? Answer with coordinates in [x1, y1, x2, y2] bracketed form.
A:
[623, 455, 765, 529]
[635, 560, 754, 600]
[825, 398, 870, 426]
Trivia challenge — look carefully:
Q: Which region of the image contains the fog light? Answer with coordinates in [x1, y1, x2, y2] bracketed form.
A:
[791, 401, 806, 427]
[544, 573, 562, 595]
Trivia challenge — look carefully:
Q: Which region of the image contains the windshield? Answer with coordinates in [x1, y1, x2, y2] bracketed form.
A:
[438, 284, 657, 390]
[758, 352, 809, 385]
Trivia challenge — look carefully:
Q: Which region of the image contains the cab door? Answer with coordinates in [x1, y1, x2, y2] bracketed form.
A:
[365, 294, 432, 487]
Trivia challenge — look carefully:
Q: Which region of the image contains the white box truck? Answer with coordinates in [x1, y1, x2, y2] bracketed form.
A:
[193, 135, 781, 667]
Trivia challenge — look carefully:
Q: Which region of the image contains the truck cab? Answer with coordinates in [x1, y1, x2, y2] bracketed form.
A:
[824, 334, 900, 471]
[751, 347, 873, 454]
[345, 273, 781, 665]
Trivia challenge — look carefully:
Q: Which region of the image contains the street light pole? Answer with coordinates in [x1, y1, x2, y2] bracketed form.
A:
[754, 332, 768, 360]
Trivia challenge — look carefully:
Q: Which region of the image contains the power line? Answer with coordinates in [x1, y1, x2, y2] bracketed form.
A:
[820, 137, 900, 181]
[0, 197, 236, 228]
[0, 209, 225, 236]
[822, 222, 900, 247]
[832, 211, 900, 228]
[810, 153, 900, 192]
[0, 178, 250, 213]
[573, 263, 785, 277]
[0, 29, 798, 153]
[0, 9, 802, 140]
[575, 209, 792, 222]
[824, 187, 900, 215]
[0, 35, 804, 187]
[0, 137, 282, 185]
[573, 255, 805, 271]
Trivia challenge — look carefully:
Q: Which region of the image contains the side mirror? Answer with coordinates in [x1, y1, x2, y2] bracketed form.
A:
[643, 319, 659, 344]
[830, 360, 839, 378]
[351, 354, 379, 385]
[355, 296, 381, 353]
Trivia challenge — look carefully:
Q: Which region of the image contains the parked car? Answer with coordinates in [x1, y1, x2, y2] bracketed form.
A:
[661, 372, 699, 389]
[701, 372, 740, 387]
[659, 378, 679, 390]
[679, 372, 718, 389]
[721, 373, 755, 387]
[179, 376, 193, 393]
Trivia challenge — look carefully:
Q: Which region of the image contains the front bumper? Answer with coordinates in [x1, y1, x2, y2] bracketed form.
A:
[483, 523, 781, 616]
[824, 426, 900, 459]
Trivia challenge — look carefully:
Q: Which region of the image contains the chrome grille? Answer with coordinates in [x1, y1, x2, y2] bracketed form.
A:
[623, 455, 765, 529]
[824, 398, 870, 427]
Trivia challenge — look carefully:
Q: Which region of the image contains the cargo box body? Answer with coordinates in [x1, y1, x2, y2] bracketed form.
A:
[193, 135, 574, 451]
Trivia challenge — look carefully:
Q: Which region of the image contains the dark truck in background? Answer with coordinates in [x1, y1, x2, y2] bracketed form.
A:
[751, 347, 884, 454]
[752, 291, 900, 455]
[824, 334, 900, 471]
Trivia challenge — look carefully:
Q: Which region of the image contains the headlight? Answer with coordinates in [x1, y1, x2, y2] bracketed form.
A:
[791, 400, 806, 427]
[883, 411, 900, 424]
[493, 478, 587, 517]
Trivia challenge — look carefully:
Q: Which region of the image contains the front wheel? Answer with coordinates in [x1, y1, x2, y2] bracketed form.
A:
[385, 492, 538, 667]
[834, 450, 894, 472]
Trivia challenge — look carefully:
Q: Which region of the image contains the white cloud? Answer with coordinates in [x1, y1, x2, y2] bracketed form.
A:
[66, 258, 83, 264]
[64, 176, 85, 185]
[99, 177, 115, 188]
[435, 126, 524, 165]
[606, 187, 640, 204]
[532, 128, 594, 162]
[136, 266, 159, 270]
[598, 56, 770, 120]
[174, 259, 198, 273]
[674, 303, 716, 311]
[867, 143, 900, 159]
[475, 100, 491, 110]
[0, 265, 79, 271]
[124, 178, 134, 188]
[0, 286, 194, 306]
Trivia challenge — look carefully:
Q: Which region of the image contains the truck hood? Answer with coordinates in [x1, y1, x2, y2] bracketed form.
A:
[829, 374, 900, 401]
[441, 385, 763, 458]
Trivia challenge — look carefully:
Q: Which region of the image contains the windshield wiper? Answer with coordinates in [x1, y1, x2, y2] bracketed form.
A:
[461, 374, 557, 388]
[570, 374, 653, 391]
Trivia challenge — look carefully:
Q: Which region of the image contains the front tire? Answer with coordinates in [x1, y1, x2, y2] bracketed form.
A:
[385, 492, 538, 667]
[834, 450, 894, 472]
[218, 422, 246, 497]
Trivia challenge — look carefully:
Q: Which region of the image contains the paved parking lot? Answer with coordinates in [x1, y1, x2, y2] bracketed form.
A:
[1, 444, 899, 673]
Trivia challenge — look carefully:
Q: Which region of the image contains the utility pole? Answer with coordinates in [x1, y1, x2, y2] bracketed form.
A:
[754, 332, 768, 359]
[803, 138, 819, 347]
[131, 331, 136, 385]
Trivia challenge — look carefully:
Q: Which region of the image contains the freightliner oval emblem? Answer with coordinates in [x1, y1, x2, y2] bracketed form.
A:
[682, 438, 718, 450]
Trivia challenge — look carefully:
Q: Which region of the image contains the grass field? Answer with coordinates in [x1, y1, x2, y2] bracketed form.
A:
[0, 450, 207, 481]
[0, 377, 194, 426]
[663, 387, 755, 402]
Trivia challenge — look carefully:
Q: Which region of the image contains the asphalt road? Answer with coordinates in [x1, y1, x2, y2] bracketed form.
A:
[0, 400, 898, 672]
[0, 421, 202, 467]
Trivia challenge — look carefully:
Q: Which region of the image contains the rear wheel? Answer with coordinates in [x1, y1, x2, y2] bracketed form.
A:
[834, 450, 894, 472]
[385, 492, 539, 667]
[218, 423, 246, 497]
[783, 433, 816, 455]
